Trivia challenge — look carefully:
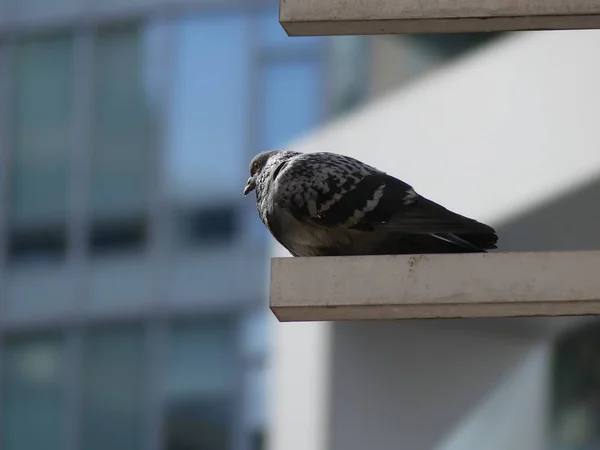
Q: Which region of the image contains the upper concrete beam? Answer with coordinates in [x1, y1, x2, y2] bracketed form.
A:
[270, 251, 600, 322]
[280, 0, 600, 35]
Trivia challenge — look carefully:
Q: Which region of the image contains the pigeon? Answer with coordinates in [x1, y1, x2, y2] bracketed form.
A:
[244, 150, 498, 257]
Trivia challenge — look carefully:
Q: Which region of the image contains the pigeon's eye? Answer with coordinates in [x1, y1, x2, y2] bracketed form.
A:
[251, 162, 260, 175]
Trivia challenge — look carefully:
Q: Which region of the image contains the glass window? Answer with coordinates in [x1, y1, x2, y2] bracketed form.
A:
[166, 13, 248, 209]
[240, 312, 268, 450]
[551, 321, 600, 449]
[243, 364, 267, 442]
[262, 58, 320, 150]
[173, 205, 238, 246]
[9, 33, 73, 261]
[329, 36, 368, 115]
[90, 23, 164, 251]
[1, 332, 65, 450]
[164, 318, 238, 450]
[240, 309, 270, 360]
[80, 325, 146, 450]
[8, 226, 67, 263]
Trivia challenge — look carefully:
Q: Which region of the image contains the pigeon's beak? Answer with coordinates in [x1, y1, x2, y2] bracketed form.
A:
[244, 177, 256, 196]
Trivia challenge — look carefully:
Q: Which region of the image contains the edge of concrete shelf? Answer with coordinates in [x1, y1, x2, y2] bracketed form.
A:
[269, 251, 600, 322]
[279, 0, 600, 35]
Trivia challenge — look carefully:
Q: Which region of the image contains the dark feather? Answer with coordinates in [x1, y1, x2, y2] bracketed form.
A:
[305, 173, 497, 251]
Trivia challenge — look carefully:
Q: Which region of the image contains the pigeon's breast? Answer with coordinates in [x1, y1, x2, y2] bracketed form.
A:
[269, 208, 352, 257]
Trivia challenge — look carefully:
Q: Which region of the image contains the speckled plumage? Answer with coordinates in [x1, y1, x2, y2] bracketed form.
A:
[244, 150, 498, 257]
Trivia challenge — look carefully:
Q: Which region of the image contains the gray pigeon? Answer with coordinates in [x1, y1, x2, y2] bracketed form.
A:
[244, 150, 498, 257]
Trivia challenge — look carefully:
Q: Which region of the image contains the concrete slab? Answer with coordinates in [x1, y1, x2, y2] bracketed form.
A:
[270, 251, 600, 321]
[280, 0, 600, 35]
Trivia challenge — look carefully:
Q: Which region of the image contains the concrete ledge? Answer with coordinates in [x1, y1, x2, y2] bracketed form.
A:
[280, 0, 600, 35]
[269, 251, 600, 321]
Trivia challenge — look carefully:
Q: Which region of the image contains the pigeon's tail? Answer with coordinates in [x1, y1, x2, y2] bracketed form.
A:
[458, 232, 498, 251]
[432, 230, 498, 252]
[378, 229, 498, 255]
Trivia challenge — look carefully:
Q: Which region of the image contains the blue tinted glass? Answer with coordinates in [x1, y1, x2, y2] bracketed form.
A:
[240, 309, 269, 359]
[262, 59, 321, 149]
[1, 333, 65, 450]
[91, 23, 164, 220]
[166, 13, 249, 205]
[80, 325, 146, 450]
[10, 33, 73, 229]
[258, 7, 322, 50]
[164, 318, 238, 450]
[329, 36, 368, 115]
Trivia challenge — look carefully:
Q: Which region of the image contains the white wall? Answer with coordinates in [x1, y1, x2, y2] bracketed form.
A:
[326, 321, 549, 450]
[269, 29, 600, 450]
[266, 244, 333, 450]
[436, 342, 551, 450]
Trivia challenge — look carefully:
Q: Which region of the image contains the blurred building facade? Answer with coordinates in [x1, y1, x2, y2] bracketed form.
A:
[0, 1, 372, 449]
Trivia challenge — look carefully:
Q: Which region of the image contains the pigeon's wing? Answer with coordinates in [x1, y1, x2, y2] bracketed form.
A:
[276, 157, 497, 250]
[272, 152, 380, 225]
[312, 172, 493, 232]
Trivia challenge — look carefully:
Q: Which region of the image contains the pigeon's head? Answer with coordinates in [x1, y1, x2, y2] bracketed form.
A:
[244, 150, 296, 197]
